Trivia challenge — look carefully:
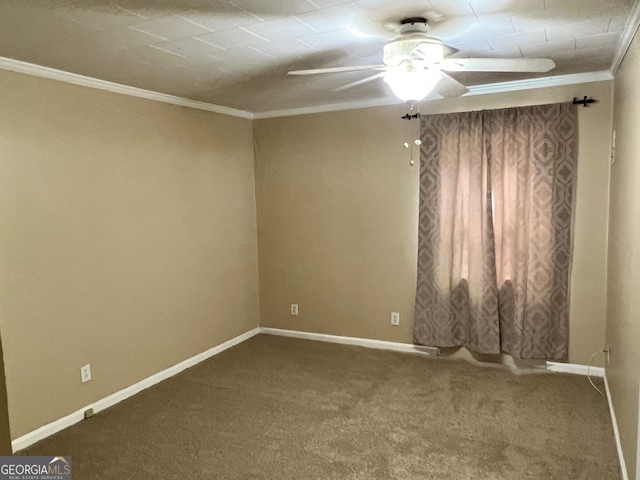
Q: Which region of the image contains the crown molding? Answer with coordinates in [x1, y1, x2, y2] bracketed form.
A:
[465, 70, 613, 97]
[252, 96, 401, 120]
[0, 56, 254, 120]
[0, 56, 614, 121]
[610, 0, 640, 76]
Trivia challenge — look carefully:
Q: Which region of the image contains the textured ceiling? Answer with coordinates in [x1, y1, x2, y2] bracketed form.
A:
[0, 0, 634, 114]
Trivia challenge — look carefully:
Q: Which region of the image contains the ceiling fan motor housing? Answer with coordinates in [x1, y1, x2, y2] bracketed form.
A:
[383, 34, 446, 67]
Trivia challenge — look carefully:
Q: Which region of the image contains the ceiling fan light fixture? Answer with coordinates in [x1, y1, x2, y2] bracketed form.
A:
[383, 67, 441, 103]
[288, 16, 555, 103]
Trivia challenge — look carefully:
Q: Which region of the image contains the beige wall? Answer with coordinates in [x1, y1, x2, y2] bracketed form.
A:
[0, 69, 260, 439]
[0, 63, 616, 448]
[254, 80, 612, 366]
[608, 27, 640, 479]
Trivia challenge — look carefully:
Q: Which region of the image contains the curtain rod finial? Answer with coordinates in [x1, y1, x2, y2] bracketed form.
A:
[572, 96, 596, 107]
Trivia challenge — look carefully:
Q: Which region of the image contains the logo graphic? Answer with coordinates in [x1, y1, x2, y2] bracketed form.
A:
[0, 456, 72, 480]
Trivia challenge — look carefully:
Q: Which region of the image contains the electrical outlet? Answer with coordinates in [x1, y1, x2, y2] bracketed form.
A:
[391, 312, 400, 326]
[291, 304, 299, 316]
[80, 364, 92, 383]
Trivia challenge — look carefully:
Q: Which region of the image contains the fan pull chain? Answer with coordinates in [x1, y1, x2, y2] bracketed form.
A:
[403, 119, 410, 163]
[402, 102, 421, 166]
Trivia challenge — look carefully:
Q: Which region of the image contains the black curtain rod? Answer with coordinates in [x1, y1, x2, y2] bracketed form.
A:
[401, 98, 596, 119]
[573, 96, 597, 107]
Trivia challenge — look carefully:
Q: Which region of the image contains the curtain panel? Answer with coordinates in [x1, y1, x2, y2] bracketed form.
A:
[413, 103, 578, 360]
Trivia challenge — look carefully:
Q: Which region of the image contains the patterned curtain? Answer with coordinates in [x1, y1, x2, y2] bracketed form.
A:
[413, 103, 578, 360]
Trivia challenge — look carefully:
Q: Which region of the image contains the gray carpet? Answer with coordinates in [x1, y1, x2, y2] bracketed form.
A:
[21, 334, 620, 479]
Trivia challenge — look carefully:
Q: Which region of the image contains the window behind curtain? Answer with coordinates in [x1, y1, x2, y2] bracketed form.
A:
[414, 103, 578, 360]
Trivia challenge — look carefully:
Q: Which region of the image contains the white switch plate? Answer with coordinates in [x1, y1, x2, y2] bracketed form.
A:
[291, 304, 299, 316]
[80, 364, 92, 383]
[391, 312, 400, 326]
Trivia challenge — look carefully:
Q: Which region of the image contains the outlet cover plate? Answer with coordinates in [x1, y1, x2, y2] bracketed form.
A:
[81, 364, 92, 383]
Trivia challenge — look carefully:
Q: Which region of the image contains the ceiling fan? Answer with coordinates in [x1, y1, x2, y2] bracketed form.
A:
[288, 17, 556, 103]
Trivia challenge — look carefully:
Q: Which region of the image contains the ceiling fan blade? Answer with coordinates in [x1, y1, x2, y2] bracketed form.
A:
[438, 58, 556, 73]
[432, 71, 469, 98]
[288, 65, 385, 75]
[333, 72, 388, 92]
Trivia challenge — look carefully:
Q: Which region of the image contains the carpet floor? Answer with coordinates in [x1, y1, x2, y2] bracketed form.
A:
[21, 334, 620, 479]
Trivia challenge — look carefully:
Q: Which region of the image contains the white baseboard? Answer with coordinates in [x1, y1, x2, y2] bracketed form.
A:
[547, 364, 627, 479]
[263, 328, 624, 476]
[260, 329, 609, 377]
[604, 373, 629, 480]
[546, 361, 605, 377]
[12, 326, 616, 463]
[259, 327, 439, 356]
[11, 327, 260, 453]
